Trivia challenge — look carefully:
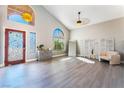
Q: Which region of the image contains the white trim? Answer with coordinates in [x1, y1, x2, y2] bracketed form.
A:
[26, 58, 37, 62]
[121, 61, 124, 63]
[52, 53, 66, 58]
[0, 63, 4, 67]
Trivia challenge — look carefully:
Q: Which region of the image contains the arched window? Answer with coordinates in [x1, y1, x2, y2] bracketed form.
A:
[53, 28, 64, 50]
[7, 5, 35, 25]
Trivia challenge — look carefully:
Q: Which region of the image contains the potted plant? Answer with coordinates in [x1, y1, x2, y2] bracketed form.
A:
[37, 44, 44, 51]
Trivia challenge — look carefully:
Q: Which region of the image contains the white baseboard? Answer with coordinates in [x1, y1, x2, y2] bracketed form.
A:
[0, 59, 37, 67]
[52, 53, 67, 58]
[0, 63, 4, 67]
[120, 61, 124, 63]
[26, 59, 37, 62]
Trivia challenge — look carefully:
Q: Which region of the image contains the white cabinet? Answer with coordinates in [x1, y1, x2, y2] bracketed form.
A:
[68, 41, 76, 57]
[38, 50, 52, 61]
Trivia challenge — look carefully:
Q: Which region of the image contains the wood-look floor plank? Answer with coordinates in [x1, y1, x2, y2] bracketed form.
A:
[0, 56, 124, 88]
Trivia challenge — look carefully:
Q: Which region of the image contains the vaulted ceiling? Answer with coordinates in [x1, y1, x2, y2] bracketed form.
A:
[43, 5, 124, 30]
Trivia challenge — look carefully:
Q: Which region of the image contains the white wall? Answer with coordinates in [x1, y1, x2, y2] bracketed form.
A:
[34, 6, 70, 50]
[70, 17, 124, 60]
[0, 6, 3, 65]
[0, 5, 70, 66]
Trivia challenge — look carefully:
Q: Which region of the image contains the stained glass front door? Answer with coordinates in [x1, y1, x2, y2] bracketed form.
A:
[5, 29, 26, 66]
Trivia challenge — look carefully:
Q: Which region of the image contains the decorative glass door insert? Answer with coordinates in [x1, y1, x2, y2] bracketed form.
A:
[27, 32, 36, 59]
[5, 29, 26, 66]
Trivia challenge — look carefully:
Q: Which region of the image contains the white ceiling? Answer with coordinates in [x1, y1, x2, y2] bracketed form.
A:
[43, 5, 124, 30]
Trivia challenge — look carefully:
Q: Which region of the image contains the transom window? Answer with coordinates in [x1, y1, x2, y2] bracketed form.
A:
[7, 5, 35, 25]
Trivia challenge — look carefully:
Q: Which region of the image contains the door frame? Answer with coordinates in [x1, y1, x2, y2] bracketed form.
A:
[5, 28, 26, 66]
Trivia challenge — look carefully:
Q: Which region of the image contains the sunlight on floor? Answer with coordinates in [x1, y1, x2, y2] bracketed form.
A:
[76, 57, 95, 64]
[60, 57, 95, 64]
[60, 57, 72, 61]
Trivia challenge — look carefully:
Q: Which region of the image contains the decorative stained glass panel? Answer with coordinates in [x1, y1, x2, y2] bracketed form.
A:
[53, 28, 64, 39]
[7, 5, 35, 25]
[8, 31, 23, 61]
[8, 14, 29, 25]
[53, 28, 64, 50]
[28, 32, 36, 59]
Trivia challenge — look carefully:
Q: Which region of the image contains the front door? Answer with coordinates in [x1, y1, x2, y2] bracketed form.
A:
[5, 28, 26, 66]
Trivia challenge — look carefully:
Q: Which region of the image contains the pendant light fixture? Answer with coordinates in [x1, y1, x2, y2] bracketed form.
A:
[77, 12, 82, 24]
[76, 11, 90, 26]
